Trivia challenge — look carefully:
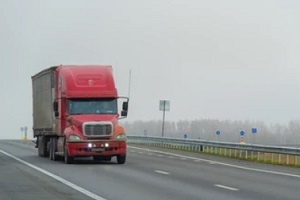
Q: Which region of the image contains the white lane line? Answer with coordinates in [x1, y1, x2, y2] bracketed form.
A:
[0, 149, 107, 200]
[128, 146, 300, 178]
[155, 170, 170, 175]
[214, 184, 239, 191]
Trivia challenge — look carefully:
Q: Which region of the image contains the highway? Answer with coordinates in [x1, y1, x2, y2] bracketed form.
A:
[0, 140, 300, 200]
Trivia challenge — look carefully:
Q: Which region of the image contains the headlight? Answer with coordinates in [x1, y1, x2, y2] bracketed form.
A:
[69, 134, 81, 141]
[115, 133, 127, 141]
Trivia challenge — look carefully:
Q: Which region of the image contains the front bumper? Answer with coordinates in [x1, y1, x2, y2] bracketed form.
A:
[66, 140, 126, 157]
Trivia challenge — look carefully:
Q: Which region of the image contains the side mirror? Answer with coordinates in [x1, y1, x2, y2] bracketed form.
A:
[122, 102, 128, 111]
[54, 111, 59, 117]
[121, 110, 127, 117]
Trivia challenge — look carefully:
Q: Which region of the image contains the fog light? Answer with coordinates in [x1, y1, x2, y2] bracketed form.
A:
[88, 143, 92, 148]
[105, 143, 109, 147]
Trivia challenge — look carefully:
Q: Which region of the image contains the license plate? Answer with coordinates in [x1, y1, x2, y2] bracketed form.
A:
[93, 148, 105, 152]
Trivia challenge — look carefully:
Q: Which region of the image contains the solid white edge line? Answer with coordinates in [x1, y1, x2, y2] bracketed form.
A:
[128, 146, 300, 178]
[155, 170, 170, 175]
[0, 149, 107, 200]
[214, 184, 239, 191]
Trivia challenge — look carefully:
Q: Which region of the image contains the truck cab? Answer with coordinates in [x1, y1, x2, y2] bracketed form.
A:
[32, 65, 129, 164]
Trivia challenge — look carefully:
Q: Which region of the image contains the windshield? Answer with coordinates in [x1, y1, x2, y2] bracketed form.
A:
[68, 98, 117, 115]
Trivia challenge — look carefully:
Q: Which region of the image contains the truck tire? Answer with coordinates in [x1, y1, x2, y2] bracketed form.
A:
[116, 155, 126, 164]
[52, 138, 59, 161]
[64, 149, 74, 164]
[38, 136, 47, 157]
[49, 138, 53, 160]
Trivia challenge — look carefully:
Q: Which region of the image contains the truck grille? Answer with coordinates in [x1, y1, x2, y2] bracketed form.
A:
[83, 122, 113, 137]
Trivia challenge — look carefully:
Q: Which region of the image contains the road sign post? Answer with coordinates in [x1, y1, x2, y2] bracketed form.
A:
[216, 130, 221, 141]
[159, 100, 170, 137]
[21, 126, 28, 140]
[240, 131, 245, 144]
[252, 128, 257, 144]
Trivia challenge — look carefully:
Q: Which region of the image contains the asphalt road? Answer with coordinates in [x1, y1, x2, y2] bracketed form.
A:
[0, 140, 300, 200]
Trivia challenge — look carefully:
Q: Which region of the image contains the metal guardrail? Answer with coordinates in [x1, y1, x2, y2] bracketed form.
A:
[127, 136, 300, 167]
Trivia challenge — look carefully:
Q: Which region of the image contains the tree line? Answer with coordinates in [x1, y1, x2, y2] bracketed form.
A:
[123, 119, 300, 146]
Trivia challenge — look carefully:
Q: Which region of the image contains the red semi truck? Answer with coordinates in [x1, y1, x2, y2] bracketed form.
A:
[32, 65, 129, 164]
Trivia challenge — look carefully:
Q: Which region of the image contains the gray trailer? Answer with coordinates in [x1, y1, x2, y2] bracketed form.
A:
[31, 66, 57, 137]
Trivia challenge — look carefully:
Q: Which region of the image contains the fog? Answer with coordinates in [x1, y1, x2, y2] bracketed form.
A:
[1, 0, 300, 139]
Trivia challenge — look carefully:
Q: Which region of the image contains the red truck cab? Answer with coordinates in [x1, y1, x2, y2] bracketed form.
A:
[32, 65, 129, 164]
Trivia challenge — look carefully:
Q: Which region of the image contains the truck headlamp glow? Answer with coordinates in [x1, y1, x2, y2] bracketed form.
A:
[115, 133, 127, 141]
[69, 134, 81, 141]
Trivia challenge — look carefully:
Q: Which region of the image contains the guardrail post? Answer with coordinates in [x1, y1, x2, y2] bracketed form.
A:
[229, 149, 232, 157]
[234, 149, 237, 157]
[295, 155, 298, 166]
[225, 148, 227, 156]
[286, 155, 289, 165]
[279, 154, 281, 164]
[257, 152, 260, 161]
[264, 152, 266, 162]
[246, 150, 248, 160]
[239, 150, 242, 158]
[251, 151, 253, 160]
[271, 153, 274, 163]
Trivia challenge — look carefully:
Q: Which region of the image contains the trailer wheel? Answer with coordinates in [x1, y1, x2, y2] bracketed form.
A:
[64, 149, 74, 164]
[52, 138, 58, 161]
[38, 136, 48, 157]
[116, 155, 126, 164]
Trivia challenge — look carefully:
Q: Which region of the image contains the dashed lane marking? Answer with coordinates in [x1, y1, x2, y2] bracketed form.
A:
[155, 170, 170, 175]
[214, 184, 239, 191]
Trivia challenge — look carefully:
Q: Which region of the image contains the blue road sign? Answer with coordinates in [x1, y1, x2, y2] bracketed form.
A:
[216, 130, 221, 135]
[252, 128, 257, 134]
[184, 134, 188, 139]
[240, 131, 245, 136]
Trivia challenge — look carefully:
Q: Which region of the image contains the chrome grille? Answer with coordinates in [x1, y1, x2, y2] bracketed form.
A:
[83, 122, 113, 137]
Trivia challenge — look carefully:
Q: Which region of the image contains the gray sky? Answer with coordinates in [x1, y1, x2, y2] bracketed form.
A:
[1, 0, 300, 139]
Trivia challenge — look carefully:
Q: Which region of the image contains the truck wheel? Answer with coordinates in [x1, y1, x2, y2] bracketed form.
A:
[116, 155, 126, 164]
[38, 137, 43, 157]
[38, 136, 47, 157]
[49, 138, 53, 160]
[52, 138, 58, 161]
[64, 149, 74, 164]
